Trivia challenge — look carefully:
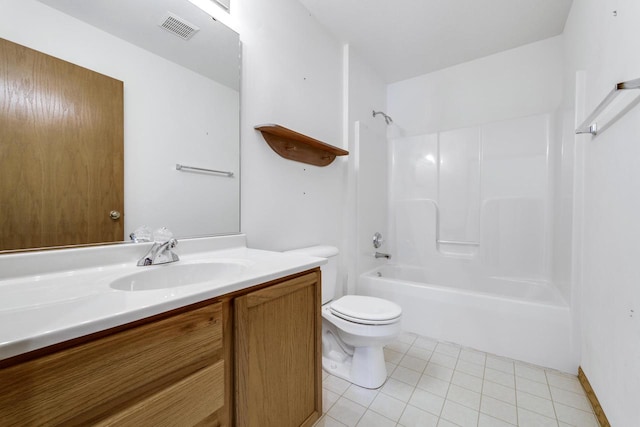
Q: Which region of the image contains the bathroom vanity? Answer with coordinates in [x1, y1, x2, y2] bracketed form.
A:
[0, 235, 323, 427]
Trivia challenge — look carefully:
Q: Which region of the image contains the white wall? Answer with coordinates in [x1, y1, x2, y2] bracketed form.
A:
[387, 36, 564, 136]
[234, 0, 388, 296]
[344, 47, 388, 295]
[0, 0, 240, 239]
[564, 1, 640, 425]
[235, 0, 345, 260]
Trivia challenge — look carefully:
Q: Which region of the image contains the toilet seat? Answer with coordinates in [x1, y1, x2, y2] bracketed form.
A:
[330, 295, 401, 325]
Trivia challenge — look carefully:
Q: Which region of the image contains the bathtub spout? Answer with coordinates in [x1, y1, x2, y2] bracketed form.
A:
[375, 252, 391, 259]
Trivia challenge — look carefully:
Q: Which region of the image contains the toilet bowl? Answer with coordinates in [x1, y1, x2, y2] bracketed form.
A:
[285, 246, 402, 389]
[322, 295, 401, 388]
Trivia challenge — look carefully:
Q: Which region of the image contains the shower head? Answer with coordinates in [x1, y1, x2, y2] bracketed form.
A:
[372, 110, 393, 125]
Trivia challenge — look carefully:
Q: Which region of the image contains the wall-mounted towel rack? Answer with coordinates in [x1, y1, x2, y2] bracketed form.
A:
[576, 77, 640, 135]
[176, 164, 234, 177]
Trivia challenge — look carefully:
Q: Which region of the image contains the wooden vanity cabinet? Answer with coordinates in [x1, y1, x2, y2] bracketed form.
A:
[235, 270, 322, 427]
[0, 302, 229, 427]
[0, 268, 321, 427]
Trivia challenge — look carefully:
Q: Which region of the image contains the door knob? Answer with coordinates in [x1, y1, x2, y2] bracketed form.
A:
[109, 210, 121, 220]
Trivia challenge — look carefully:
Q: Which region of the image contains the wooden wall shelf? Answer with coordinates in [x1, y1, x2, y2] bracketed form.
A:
[255, 124, 348, 167]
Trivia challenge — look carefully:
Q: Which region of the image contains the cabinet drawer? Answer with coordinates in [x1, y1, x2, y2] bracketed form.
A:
[0, 302, 223, 426]
[96, 360, 225, 426]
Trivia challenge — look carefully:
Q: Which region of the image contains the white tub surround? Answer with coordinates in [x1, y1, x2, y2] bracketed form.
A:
[359, 266, 575, 373]
[380, 107, 580, 374]
[0, 234, 325, 361]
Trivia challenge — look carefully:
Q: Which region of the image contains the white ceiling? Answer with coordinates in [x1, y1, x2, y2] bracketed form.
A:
[299, 0, 573, 83]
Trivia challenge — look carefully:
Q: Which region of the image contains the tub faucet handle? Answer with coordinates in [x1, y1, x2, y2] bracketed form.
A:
[373, 232, 384, 249]
[375, 252, 391, 259]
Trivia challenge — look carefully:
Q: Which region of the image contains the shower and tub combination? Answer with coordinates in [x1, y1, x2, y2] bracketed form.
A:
[358, 112, 576, 372]
[359, 261, 573, 372]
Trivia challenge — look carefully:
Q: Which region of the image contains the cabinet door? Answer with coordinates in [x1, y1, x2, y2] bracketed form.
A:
[235, 271, 321, 427]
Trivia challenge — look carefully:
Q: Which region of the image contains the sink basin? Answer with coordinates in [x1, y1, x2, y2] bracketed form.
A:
[110, 261, 248, 291]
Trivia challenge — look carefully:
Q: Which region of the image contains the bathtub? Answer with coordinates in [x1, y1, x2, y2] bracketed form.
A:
[358, 265, 577, 373]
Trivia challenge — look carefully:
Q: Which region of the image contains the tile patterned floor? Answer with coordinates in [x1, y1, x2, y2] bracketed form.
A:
[314, 332, 599, 427]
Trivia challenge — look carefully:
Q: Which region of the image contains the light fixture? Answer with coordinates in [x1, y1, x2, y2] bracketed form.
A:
[213, 0, 230, 11]
[187, 0, 237, 31]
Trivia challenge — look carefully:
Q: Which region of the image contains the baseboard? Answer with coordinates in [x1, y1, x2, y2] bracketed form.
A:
[578, 366, 611, 427]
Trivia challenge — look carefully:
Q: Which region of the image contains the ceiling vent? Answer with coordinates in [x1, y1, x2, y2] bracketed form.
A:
[159, 12, 200, 40]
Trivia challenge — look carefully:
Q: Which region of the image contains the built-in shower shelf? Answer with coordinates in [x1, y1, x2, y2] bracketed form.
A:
[255, 124, 348, 167]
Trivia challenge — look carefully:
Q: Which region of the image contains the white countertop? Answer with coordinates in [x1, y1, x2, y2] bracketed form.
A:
[0, 235, 325, 361]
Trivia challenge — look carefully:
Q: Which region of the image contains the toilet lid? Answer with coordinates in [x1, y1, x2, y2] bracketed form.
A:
[330, 295, 401, 325]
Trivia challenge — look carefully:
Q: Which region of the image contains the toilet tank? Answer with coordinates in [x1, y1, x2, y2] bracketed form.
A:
[284, 245, 339, 304]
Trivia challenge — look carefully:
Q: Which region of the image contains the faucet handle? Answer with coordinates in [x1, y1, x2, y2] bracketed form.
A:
[136, 238, 179, 266]
[130, 225, 152, 243]
[157, 238, 179, 264]
[153, 227, 174, 242]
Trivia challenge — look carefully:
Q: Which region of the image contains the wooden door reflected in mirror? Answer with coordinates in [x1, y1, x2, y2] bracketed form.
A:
[0, 38, 124, 251]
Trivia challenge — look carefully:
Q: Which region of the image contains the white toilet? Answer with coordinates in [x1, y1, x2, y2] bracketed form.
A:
[286, 245, 402, 389]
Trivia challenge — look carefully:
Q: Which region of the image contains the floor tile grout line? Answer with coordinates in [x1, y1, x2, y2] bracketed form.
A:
[367, 402, 405, 426]
[545, 369, 562, 427]
[392, 348, 425, 427]
[512, 362, 520, 426]
[384, 339, 415, 427]
[479, 358, 487, 427]
[515, 388, 570, 422]
[409, 341, 448, 422]
[320, 333, 593, 427]
[438, 345, 462, 426]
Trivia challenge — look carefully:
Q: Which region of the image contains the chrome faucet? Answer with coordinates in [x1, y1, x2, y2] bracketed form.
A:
[137, 238, 179, 266]
[375, 252, 391, 259]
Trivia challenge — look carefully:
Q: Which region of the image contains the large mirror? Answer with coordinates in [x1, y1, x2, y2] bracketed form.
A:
[0, 0, 240, 252]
